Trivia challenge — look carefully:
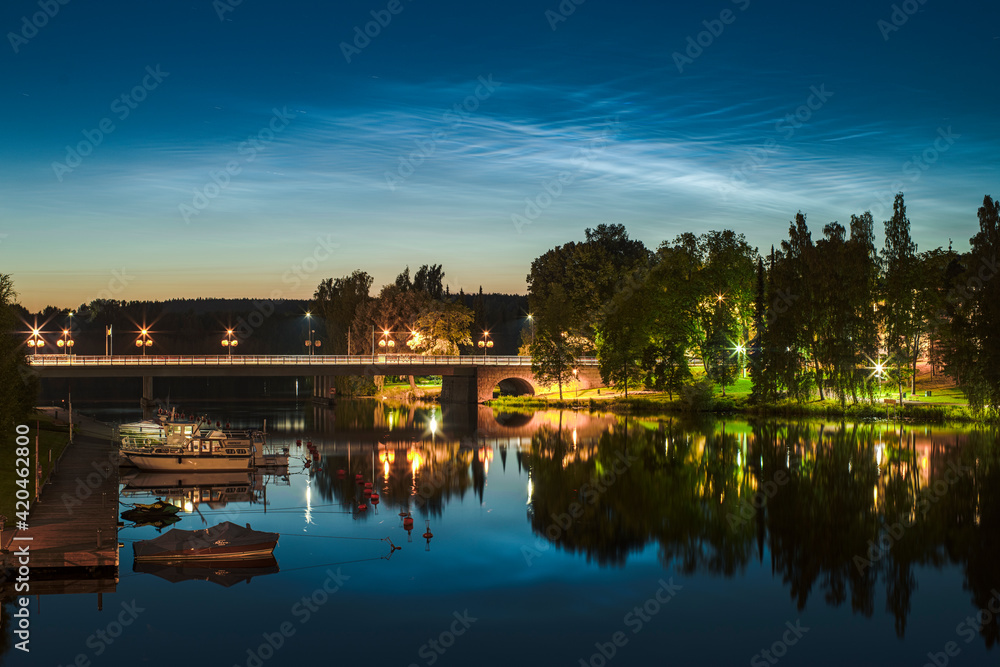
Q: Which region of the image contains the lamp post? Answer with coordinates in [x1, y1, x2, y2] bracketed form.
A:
[527, 314, 535, 346]
[477, 331, 494, 356]
[136, 328, 153, 355]
[573, 368, 579, 399]
[378, 330, 395, 355]
[57, 328, 75, 355]
[304, 312, 314, 356]
[221, 329, 238, 356]
[26, 326, 44, 356]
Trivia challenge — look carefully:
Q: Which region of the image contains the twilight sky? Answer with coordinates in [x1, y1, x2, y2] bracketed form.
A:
[2, 0, 998, 310]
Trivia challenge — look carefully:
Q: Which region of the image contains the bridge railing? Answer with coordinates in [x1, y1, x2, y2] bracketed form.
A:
[26, 354, 600, 367]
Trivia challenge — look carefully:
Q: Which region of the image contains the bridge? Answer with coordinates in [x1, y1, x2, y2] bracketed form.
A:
[26, 354, 604, 407]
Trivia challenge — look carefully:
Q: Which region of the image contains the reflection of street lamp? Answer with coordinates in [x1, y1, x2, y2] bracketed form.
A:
[135, 328, 153, 355]
[477, 331, 494, 356]
[221, 329, 238, 356]
[57, 329, 75, 354]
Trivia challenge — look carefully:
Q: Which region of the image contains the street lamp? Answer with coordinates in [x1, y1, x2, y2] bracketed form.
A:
[221, 329, 239, 356]
[477, 331, 494, 356]
[378, 329, 395, 354]
[526, 314, 535, 346]
[56, 328, 75, 354]
[734, 343, 746, 378]
[573, 368, 579, 399]
[26, 327, 45, 356]
[135, 328, 153, 355]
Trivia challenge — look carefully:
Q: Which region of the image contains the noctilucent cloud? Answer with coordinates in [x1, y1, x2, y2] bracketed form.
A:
[2, 0, 997, 309]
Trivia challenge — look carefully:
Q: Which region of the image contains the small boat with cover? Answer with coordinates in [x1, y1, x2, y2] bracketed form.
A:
[132, 521, 279, 562]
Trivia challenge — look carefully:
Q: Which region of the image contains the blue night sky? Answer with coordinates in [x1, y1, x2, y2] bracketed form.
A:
[2, 0, 998, 309]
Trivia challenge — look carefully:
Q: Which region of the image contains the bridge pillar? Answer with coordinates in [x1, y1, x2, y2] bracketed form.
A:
[440, 369, 478, 404]
[140, 376, 154, 419]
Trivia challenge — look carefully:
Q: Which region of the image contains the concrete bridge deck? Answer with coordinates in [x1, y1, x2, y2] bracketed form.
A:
[27, 354, 604, 404]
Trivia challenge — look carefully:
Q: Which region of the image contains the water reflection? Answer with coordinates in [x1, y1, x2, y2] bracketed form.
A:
[305, 402, 1000, 643]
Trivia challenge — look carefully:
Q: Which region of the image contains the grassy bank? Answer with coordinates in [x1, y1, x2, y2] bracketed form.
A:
[486, 392, 976, 423]
[486, 366, 981, 424]
[0, 412, 73, 523]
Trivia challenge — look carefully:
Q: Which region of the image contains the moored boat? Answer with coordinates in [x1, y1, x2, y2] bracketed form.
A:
[121, 430, 260, 471]
[133, 521, 279, 562]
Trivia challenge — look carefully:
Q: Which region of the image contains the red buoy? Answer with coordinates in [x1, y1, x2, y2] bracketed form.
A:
[371, 493, 380, 503]
[403, 517, 414, 530]
[337, 469, 346, 478]
[358, 503, 368, 511]
[296, 439, 302, 446]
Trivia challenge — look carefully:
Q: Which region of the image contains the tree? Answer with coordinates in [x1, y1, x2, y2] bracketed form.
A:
[942, 195, 1000, 414]
[313, 270, 373, 354]
[748, 257, 769, 404]
[0, 274, 38, 427]
[529, 284, 577, 400]
[765, 214, 816, 401]
[412, 264, 445, 300]
[695, 230, 757, 396]
[881, 193, 919, 402]
[407, 301, 473, 355]
[594, 285, 646, 397]
[527, 224, 648, 353]
[847, 212, 880, 402]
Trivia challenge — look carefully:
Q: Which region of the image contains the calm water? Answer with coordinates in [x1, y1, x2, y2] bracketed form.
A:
[3, 400, 999, 666]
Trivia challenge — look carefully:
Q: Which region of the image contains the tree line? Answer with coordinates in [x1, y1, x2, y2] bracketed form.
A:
[311, 264, 527, 356]
[527, 195, 1000, 415]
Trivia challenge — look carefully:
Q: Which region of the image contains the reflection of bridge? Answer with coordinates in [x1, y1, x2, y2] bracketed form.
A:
[27, 355, 604, 406]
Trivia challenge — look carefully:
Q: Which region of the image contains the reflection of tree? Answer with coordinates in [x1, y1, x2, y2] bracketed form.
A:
[524, 422, 649, 567]
[521, 417, 998, 645]
[953, 429, 1000, 648]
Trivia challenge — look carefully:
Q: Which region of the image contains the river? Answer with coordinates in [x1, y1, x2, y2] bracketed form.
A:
[3, 399, 998, 666]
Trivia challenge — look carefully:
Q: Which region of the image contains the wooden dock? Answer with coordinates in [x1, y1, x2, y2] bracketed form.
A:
[2, 430, 120, 575]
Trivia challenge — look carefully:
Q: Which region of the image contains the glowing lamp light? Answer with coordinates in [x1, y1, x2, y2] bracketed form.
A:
[135, 340, 143, 347]
[145, 340, 152, 346]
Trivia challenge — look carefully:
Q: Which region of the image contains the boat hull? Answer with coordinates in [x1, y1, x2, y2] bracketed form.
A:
[123, 452, 252, 472]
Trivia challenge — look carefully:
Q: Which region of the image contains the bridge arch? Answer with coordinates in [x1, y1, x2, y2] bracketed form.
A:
[493, 376, 536, 398]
